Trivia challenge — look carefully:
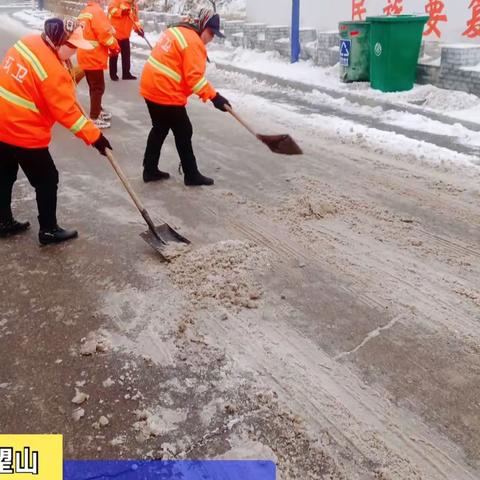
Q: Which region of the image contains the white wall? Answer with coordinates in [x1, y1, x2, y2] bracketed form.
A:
[246, 0, 479, 44]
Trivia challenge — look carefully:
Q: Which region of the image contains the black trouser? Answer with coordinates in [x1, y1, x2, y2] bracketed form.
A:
[0, 141, 58, 229]
[109, 38, 131, 78]
[143, 100, 199, 177]
[85, 69, 105, 119]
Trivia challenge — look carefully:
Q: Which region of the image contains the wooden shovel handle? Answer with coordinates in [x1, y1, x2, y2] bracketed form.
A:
[225, 105, 258, 138]
[105, 148, 146, 215]
[105, 149, 164, 241]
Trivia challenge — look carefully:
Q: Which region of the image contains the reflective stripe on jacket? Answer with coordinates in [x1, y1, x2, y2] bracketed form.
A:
[0, 35, 100, 148]
[77, 2, 118, 71]
[139, 26, 216, 106]
[108, 0, 141, 40]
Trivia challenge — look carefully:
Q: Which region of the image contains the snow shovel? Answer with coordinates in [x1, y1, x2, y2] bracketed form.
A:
[225, 105, 303, 155]
[105, 149, 190, 260]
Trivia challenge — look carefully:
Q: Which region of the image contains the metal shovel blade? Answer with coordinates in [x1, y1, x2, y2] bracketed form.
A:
[257, 134, 303, 155]
[140, 223, 190, 260]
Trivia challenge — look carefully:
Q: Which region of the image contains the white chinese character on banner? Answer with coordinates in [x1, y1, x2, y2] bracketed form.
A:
[15, 447, 39, 474]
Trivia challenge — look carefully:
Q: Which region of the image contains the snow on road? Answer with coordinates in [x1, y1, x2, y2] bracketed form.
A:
[218, 82, 480, 170]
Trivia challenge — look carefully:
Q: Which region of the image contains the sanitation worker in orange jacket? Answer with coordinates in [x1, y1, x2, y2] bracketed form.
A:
[140, 9, 231, 186]
[0, 18, 113, 245]
[78, 0, 120, 128]
[108, 0, 143, 80]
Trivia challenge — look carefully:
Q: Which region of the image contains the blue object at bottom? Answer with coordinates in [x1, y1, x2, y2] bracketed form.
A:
[64, 460, 276, 480]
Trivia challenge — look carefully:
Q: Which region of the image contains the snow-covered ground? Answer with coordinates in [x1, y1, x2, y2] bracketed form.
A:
[220, 83, 480, 171]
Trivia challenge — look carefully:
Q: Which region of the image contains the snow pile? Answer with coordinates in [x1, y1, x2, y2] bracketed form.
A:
[167, 240, 268, 310]
[212, 47, 341, 89]
[384, 84, 480, 112]
[295, 89, 480, 150]
[350, 81, 480, 119]
[382, 110, 480, 147]
[281, 194, 339, 221]
[162, 242, 192, 261]
[320, 114, 479, 169]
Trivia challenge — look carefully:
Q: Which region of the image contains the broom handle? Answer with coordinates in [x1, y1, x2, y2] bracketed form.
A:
[225, 105, 258, 138]
[105, 149, 159, 238]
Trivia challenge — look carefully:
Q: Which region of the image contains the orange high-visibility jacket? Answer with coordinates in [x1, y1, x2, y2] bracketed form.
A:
[140, 26, 217, 107]
[77, 1, 118, 71]
[108, 0, 141, 41]
[0, 35, 100, 149]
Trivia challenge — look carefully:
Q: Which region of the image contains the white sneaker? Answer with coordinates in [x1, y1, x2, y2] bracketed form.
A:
[92, 117, 111, 129]
[100, 109, 112, 121]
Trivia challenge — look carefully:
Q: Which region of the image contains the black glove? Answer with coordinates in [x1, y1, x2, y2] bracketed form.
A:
[211, 93, 231, 112]
[93, 133, 112, 156]
[137, 28, 145, 37]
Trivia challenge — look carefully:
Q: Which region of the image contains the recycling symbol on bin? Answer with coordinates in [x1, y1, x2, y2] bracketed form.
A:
[374, 42, 383, 57]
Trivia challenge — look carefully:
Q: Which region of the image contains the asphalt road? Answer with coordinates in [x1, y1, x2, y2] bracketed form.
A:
[1, 12, 480, 480]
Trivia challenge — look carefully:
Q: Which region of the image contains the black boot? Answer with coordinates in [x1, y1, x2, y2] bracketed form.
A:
[143, 169, 170, 183]
[0, 219, 30, 238]
[122, 73, 137, 80]
[110, 74, 119, 81]
[184, 172, 214, 186]
[39, 225, 78, 245]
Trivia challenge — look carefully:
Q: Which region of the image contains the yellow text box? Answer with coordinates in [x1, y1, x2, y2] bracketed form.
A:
[0, 434, 62, 480]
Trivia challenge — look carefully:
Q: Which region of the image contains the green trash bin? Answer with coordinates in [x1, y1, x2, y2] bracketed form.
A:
[339, 21, 370, 82]
[367, 15, 428, 92]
